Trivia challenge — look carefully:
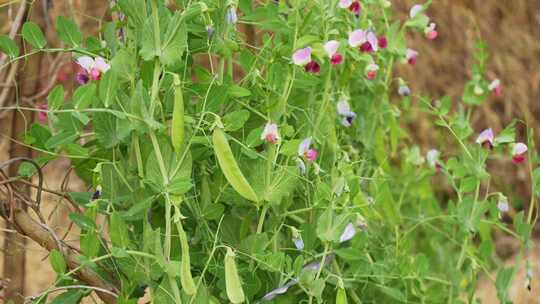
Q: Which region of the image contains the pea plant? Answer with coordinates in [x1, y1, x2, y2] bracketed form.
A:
[0, 0, 537, 303]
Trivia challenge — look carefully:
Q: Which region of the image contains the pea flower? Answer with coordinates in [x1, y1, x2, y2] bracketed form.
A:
[292, 47, 312, 66]
[206, 25, 215, 38]
[497, 197, 509, 213]
[324, 40, 343, 65]
[291, 227, 304, 250]
[365, 63, 379, 80]
[339, 0, 361, 16]
[76, 56, 110, 84]
[512, 142, 528, 164]
[92, 185, 102, 200]
[360, 31, 378, 53]
[426, 149, 442, 171]
[406, 49, 418, 65]
[378, 36, 388, 49]
[336, 99, 356, 127]
[348, 29, 367, 48]
[339, 215, 367, 243]
[425, 22, 438, 40]
[261, 280, 298, 301]
[488, 79, 503, 97]
[298, 137, 318, 161]
[398, 85, 411, 96]
[476, 128, 494, 149]
[409, 4, 424, 18]
[304, 61, 321, 74]
[226, 6, 238, 24]
[37, 103, 48, 123]
[261, 122, 280, 144]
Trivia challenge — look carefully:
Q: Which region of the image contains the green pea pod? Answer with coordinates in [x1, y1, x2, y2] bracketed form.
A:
[171, 80, 185, 153]
[336, 287, 348, 304]
[177, 221, 197, 295]
[212, 128, 258, 203]
[224, 247, 245, 303]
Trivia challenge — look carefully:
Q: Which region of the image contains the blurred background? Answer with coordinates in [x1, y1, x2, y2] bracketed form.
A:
[0, 0, 539, 302]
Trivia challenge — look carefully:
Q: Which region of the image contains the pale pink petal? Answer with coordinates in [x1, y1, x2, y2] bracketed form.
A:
[513, 142, 528, 155]
[488, 79, 501, 91]
[476, 128, 494, 145]
[94, 57, 110, 73]
[367, 31, 378, 52]
[261, 122, 280, 143]
[339, 223, 356, 242]
[406, 48, 418, 60]
[426, 149, 440, 168]
[497, 198, 509, 213]
[292, 47, 312, 66]
[76, 56, 95, 72]
[348, 29, 367, 47]
[409, 4, 423, 18]
[298, 137, 312, 156]
[339, 0, 353, 8]
[366, 63, 379, 72]
[324, 40, 340, 58]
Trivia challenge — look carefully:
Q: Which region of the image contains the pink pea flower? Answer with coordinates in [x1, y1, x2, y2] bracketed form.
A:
[298, 137, 317, 161]
[348, 29, 367, 48]
[406, 49, 418, 66]
[409, 4, 424, 18]
[338, 0, 353, 8]
[425, 22, 438, 40]
[378, 36, 388, 49]
[292, 47, 312, 66]
[360, 31, 378, 53]
[324, 40, 343, 65]
[76, 56, 110, 84]
[512, 142, 528, 164]
[349, 1, 361, 16]
[337, 99, 356, 127]
[476, 128, 494, 149]
[426, 149, 442, 171]
[488, 79, 503, 97]
[261, 122, 280, 144]
[37, 103, 48, 123]
[304, 61, 321, 74]
[365, 63, 379, 80]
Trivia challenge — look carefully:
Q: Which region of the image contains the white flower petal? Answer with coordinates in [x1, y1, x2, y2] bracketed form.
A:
[426, 149, 440, 167]
[337, 100, 351, 115]
[513, 142, 528, 155]
[298, 137, 312, 156]
[94, 57, 110, 73]
[292, 47, 312, 66]
[324, 40, 340, 58]
[339, 0, 353, 8]
[76, 56, 95, 72]
[476, 128, 494, 145]
[488, 79, 501, 91]
[339, 223, 357, 243]
[348, 29, 367, 47]
[409, 4, 423, 18]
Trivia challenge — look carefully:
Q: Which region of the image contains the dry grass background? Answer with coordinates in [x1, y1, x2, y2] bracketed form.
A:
[0, 0, 539, 302]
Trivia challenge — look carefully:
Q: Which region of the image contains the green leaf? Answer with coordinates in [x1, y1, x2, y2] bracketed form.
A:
[111, 48, 136, 82]
[228, 85, 251, 98]
[110, 212, 130, 248]
[94, 112, 126, 148]
[47, 85, 65, 110]
[0, 35, 19, 58]
[21, 22, 46, 48]
[56, 16, 83, 46]
[73, 84, 96, 110]
[377, 285, 406, 302]
[98, 71, 118, 107]
[223, 110, 250, 132]
[50, 290, 85, 304]
[69, 213, 97, 231]
[49, 249, 67, 273]
[160, 12, 187, 66]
